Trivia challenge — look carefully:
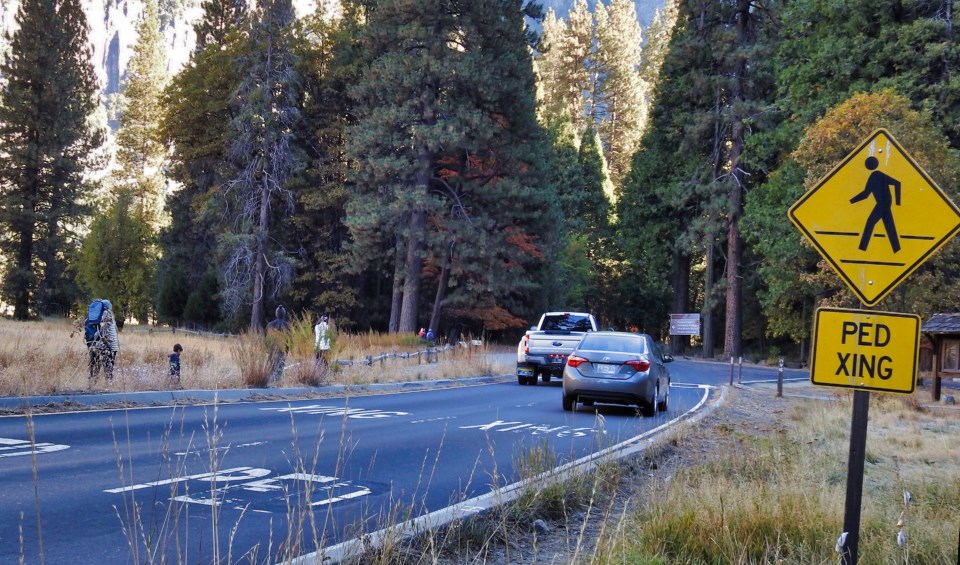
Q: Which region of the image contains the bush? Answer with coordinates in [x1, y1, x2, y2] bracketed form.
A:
[231, 331, 272, 388]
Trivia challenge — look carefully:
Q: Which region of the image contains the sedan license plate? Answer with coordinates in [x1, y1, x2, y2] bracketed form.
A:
[596, 363, 618, 374]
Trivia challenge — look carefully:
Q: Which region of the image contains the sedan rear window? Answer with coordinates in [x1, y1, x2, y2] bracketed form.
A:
[542, 314, 594, 332]
[578, 334, 647, 354]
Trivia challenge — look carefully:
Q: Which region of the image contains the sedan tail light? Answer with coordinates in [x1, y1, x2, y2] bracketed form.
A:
[567, 355, 588, 368]
[625, 359, 651, 372]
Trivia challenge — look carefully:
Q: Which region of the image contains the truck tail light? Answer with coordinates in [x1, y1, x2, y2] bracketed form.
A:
[567, 355, 588, 368]
[523, 333, 529, 354]
[625, 359, 651, 372]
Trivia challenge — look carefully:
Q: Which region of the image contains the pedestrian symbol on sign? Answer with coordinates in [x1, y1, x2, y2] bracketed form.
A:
[788, 128, 960, 306]
[849, 156, 901, 253]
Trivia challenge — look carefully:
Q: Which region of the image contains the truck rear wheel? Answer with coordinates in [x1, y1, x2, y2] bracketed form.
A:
[541, 373, 551, 384]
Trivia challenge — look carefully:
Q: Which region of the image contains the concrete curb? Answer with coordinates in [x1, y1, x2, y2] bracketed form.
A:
[0, 375, 513, 411]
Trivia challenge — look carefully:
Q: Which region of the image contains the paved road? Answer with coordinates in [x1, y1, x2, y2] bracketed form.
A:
[0, 359, 799, 564]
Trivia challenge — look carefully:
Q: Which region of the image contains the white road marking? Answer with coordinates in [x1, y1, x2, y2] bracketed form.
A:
[261, 405, 409, 419]
[459, 421, 597, 438]
[242, 473, 338, 492]
[174, 440, 267, 457]
[106, 467, 373, 511]
[104, 466, 272, 493]
[0, 437, 69, 457]
[410, 416, 456, 424]
[311, 485, 371, 506]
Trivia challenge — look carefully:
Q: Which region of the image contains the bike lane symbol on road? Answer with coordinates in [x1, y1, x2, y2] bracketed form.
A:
[0, 437, 69, 458]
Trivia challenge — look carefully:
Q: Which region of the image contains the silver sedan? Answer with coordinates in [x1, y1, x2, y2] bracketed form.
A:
[562, 332, 672, 416]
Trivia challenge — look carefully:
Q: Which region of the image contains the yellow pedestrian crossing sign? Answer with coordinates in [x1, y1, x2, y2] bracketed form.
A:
[789, 129, 960, 306]
[810, 308, 919, 394]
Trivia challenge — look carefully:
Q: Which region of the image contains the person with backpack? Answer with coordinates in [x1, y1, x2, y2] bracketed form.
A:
[87, 299, 119, 382]
[266, 305, 291, 385]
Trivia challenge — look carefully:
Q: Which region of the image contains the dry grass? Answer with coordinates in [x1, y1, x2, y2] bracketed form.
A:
[0, 317, 511, 397]
[595, 390, 960, 564]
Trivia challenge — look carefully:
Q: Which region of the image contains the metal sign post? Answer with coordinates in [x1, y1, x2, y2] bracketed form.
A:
[840, 389, 870, 565]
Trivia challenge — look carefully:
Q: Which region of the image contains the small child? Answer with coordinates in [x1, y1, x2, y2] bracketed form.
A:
[169, 343, 183, 384]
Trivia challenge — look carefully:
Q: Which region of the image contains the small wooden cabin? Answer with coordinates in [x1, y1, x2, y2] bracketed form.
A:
[920, 313, 960, 401]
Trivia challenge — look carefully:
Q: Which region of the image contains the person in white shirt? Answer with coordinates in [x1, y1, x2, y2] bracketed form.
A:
[314, 315, 331, 362]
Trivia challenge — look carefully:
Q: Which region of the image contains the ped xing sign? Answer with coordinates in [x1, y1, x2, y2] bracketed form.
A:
[810, 307, 920, 394]
[789, 129, 960, 306]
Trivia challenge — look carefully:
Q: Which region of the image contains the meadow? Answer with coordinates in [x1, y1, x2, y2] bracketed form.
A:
[0, 316, 508, 397]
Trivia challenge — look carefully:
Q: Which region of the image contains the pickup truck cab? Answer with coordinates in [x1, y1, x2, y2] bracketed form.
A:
[517, 312, 599, 385]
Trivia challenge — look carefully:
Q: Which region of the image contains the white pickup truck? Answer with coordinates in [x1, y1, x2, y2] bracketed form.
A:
[516, 312, 599, 385]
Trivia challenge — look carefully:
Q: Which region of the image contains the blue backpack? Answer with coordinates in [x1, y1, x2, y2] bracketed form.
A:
[84, 300, 106, 346]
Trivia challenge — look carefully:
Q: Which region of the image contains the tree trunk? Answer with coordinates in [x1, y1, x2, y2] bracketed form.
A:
[37, 219, 59, 317]
[948, 0, 954, 41]
[671, 250, 690, 355]
[398, 106, 435, 333]
[723, 174, 743, 359]
[250, 179, 270, 331]
[13, 223, 33, 320]
[429, 242, 453, 334]
[398, 208, 425, 333]
[723, 0, 751, 359]
[389, 238, 404, 333]
[702, 233, 715, 358]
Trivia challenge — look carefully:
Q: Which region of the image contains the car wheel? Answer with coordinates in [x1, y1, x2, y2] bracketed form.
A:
[641, 385, 659, 417]
[657, 386, 669, 412]
[562, 394, 575, 411]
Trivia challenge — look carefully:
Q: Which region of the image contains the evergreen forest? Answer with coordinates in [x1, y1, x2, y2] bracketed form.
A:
[3, 0, 960, 362]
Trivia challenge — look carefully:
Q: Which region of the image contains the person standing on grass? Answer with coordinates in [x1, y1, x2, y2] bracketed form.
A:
[169, 343, 183, 385]
[266, 306, 291, 385]
[314, 315, 331, 363]
[89, 300, 119, 382]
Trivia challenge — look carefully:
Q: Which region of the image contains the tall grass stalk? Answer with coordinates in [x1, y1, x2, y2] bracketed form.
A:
[24, 407, 45, 565]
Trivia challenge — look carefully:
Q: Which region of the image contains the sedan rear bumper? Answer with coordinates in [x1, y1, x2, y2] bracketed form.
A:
[563, 371, 655, 405]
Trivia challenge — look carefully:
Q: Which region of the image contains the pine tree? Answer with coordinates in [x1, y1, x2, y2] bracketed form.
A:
[438, 0, 559, 332]
[77, 190, 155, 317]
[0, 0, 103, 319]
[640, 0, 679, 89]
[91, 0, 169, 321]
[115, 0, 169, 214]
[157, 0, 248, 328]
[287, 2, 366, 329]
[193, 0, 248, 51]
[536, 0, 593, 135]
[571, 127, 611, 314]
[347, 0, 557, 334]
[346, 0, 462, 333]
[221, 0, 305, 330]
[594, 0, 646, 187]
